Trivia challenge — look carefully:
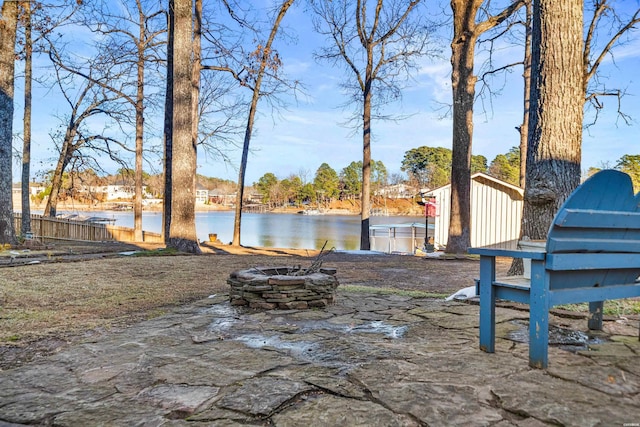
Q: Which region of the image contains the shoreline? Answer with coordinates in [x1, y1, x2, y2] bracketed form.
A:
[16, 200, 422, 216]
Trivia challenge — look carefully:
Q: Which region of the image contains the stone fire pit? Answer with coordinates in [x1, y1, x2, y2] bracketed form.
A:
[228, 266, 339, 310]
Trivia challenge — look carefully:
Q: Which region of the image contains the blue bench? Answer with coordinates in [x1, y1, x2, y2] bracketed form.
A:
[468, 169, 640, 368]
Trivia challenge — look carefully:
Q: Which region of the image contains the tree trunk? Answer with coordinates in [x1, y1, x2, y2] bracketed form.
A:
[447, 0, 524, 254]
[163, 0, 174, 242]
[519, 0, 532, 188]
[191, 0, 201, 211]
[360, 77, 373, 250]
[447, 0, 482, 254]
[521, 0, 583, 241]
[21, 0, 32, 236]
[508, 1, 532, 276]
[134, 5, 145, 243]
[44, 126, 75, 218]
[231, 118, 251, 246]
[166, 0, 201, 254]
[0, 0, 18, 245]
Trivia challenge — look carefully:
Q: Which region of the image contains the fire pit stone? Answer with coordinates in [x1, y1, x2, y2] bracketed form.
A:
[228, 266, 339, 310]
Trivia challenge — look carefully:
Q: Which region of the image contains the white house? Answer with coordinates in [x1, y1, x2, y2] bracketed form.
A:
[423, 173, 523, 249]
[12, 183, 49, 198]
[375, 183, 418, 199]
[195, 185, 209, 204]
[90, 185, 149, 201]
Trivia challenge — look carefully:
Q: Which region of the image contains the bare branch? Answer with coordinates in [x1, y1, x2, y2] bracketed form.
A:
[480, 60, 524, 81]
[585, 6, 640, 86]
[475, 0, 526, 35]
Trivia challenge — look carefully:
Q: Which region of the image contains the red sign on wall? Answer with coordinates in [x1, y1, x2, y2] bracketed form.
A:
[425, 199, 437, 217]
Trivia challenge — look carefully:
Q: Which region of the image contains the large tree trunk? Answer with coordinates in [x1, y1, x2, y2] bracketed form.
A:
[21, 0, 32, 236]
[163, 0, 174, 242]
[447, 0, 482, 254]
[0, 0, 19, 245]
[521, 0, 583, 241]
[166, 0, 200, 254]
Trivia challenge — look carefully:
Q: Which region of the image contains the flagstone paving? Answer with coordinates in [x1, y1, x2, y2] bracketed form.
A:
[0, 292, 639, 426]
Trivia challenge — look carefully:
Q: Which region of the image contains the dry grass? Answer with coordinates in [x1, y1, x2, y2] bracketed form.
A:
[0, 241, 511, 350]
[0, 252, 310, 344]
[0, 243, 484, 347]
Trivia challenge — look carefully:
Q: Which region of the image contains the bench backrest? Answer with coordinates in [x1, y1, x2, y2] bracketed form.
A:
[545, 170, 640, 288]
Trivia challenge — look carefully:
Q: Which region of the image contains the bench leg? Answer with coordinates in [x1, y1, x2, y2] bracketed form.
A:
[529, 262, 549, 369]
[478, 256, 496, 354]
[588, 301, 604, 330]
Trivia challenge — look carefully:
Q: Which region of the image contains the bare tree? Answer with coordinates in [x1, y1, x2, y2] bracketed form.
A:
[17, 1, 78, 235]
[195, 1, 298, 246]
[447, 0, 525, 254]
[60, 0, 167, 241]
[0, 0, 19, 245]
[231, 0, 294, 246]
[166, 0, 200, 253]
[310, 0, 432, 250]
[521, 0, 583, 241]
[43, 76, 132, 217]
[42, 29, 139, 216]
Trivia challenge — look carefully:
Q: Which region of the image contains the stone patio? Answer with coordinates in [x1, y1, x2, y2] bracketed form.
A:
[0, 291, 639, 426]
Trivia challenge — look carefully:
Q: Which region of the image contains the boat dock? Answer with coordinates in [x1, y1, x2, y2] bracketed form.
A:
[369, 222, 436, 254]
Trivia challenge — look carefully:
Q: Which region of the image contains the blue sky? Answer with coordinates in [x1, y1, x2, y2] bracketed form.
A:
[12, 1, 640, 186]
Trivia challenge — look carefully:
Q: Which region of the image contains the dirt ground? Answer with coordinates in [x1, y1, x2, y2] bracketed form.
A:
[0, 240, 507, 370]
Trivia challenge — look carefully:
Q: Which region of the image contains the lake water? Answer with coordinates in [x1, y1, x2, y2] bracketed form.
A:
[67, 210, 427, 252]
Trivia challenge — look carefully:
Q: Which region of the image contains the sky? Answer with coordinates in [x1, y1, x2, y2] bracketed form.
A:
[11, 0, 640, 186]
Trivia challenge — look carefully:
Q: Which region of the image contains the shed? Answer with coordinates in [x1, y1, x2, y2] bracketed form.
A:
[424, 173, 523, 249]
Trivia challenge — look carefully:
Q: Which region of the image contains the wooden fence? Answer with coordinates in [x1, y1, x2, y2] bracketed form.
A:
[13, 213, 163, 244]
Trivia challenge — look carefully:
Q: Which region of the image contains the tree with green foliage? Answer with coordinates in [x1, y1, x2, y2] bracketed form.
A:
[340, 161, 362, 199]
[471, 155, 488, 174]
[255, 172, 279, 206]
[402, 146, 486, 189]
[488, 146, 520, 186]
[282, 175, 305, 205]
[340, 159, 387, 199]
[313, 163, 340, 203]
[300, 182, 316, 204]
[371, 160, 388, 192]
[616, 154, 640, 192]
[401, 146, 452, 189]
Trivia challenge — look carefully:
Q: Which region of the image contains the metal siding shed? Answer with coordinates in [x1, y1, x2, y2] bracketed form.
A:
[424, 173, 524, 250]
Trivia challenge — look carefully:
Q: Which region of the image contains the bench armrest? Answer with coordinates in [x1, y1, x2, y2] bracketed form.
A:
[468, 247, 546, 260]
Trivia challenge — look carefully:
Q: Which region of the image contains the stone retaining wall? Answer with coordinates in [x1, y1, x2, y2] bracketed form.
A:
[228, 266, 339, 310]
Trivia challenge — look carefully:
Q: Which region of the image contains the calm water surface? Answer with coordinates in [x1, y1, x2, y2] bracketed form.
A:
[63, 210, 426, 252]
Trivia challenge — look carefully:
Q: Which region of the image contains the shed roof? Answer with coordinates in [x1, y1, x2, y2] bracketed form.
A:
[424, 172, 523, 199]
